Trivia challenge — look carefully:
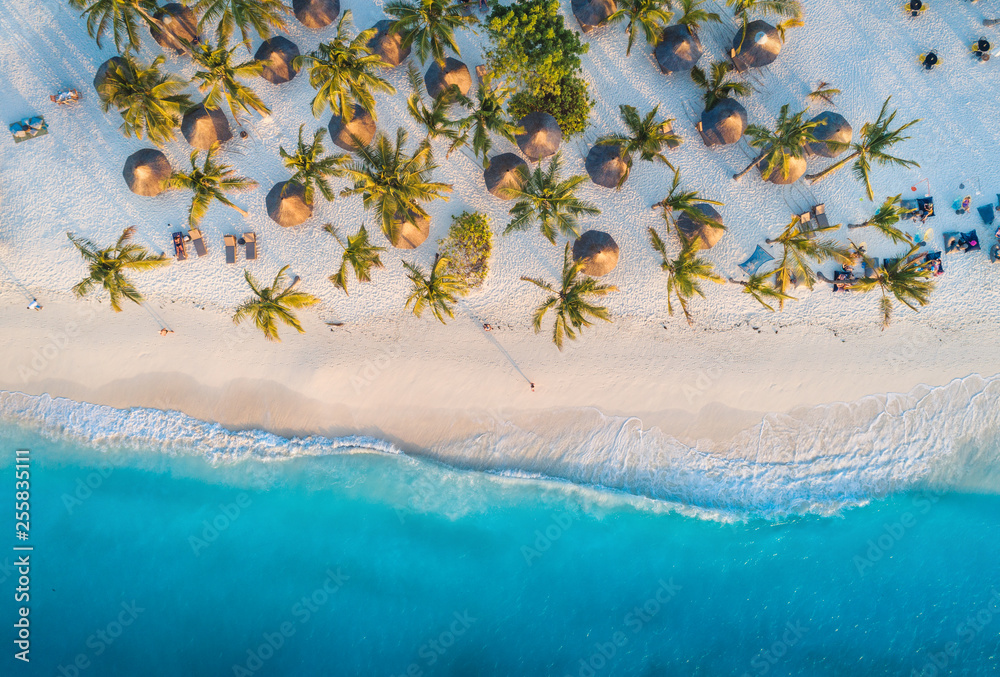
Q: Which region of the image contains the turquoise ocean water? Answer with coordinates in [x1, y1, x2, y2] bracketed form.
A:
[1, 389, 998, 676]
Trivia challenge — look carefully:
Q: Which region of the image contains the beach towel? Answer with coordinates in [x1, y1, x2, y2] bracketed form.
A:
[978, 204, 995, 225]
[9, 116, 48, 143]
[738, 245, 774, 275]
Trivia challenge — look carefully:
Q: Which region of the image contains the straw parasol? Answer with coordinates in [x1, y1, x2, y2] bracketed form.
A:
[758, 155, 807, 185]
[328, 105, 376, 152]
[293, 0, 340, 29]
[585, 144, 630, 189]
[698, 98, 747, 147]
[266, 182, 313, 227]
[571, 0, 616, 33]
[516, 112, 562, 161]
[255, 36, 301, 85]
[366, 19, 410, 67]
[181, 105, 233, 150]
[732, 20, 781, 69]
[676, 204, 725, 249]
[93, 57, 126, 101]
[483, 153, 528, 199]
[807, 111, 853, 158]
[123, 149, 172, 197]
[424, 58, 472, 98]
[389, 211, 430, 249]
[150, 3, 199, 55]
[655, 25, 704, 74]
[573, 230, 619, 276]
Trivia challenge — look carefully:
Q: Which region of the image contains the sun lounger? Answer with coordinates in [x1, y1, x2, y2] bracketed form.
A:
[812, 204, 831, 229]
[917, 197, 935, 218]
[9, 116, 48, 143]
[738, 245, 774, 276]
[922, 250, 944, 275]
[831, 270, 857, 292]
[224, 235, 237, 264]
[900, 199, 919, 218]
[978, 204, 995, 225]
[243, 232, 257, 261]
[864, 260, 875, 277]
[884, 258, 898, 269]
[189, 229, 207, 257]
[943, 230, 980, 253]
[50, 89, 80, 105]
[991, 244, 1000, 262]
[172, 232, 187, 261]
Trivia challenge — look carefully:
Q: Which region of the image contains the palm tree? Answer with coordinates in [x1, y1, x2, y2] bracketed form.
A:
[649, 226, 723, 325]
[95, 54, 192, 146]
[690, 61, 750, 111]
[233, 265, 320, 342]
[504, 153, 600, 244]
[385, 0, 477, 67]
[728, 271, 794, 311]
[597, 104, 682, 183]
[453, 74, 522, 167]
[405, 64, 464, 152]
[521, 244, 616, 350]
[190, 39, 270, 120]
[654, 169, 724, 232]
[295, 11, 395, 121]
[279, 126, 348, 204]
[676, 0, 722, 35]
[726, 0, 803, 19]
[194, 0, 289, 47]
[607, 0, 674, 56]
[847, 194, 911, 244]
[403, 254, 467, 323]
[733, 104, 818, 181]
[766, 216, 850, 307]
[852, 244, 935, 328]
[71, 0, 165, 53]
[66, 226, 170, 312]
[167, 145, 257, 225]
[806, 97, 920, 200]
[339, 128, 453, 243]
[325, 224, 385, 294]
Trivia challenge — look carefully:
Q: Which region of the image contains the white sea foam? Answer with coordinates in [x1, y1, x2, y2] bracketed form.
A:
[2, 376, 998, 521]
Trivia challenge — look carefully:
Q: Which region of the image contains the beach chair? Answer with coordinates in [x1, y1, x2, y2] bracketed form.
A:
[172, 232, 187, 261]
[189, 229, 207, 257]
[923, 250, 944, 275]
[943, 230, 981, 253]
[9, 116, 48, 143]
[977, 204, 995, 225]
[900, 199, 920, 219]
[830, 270, 857, 292]
[812, 204, 831, 229]
[243, 232, 257, 261]
[991, 244, 1000, 262]
[224, 235, 237, 264]
[917, 197, 935, 218]
[50, 89, 80, 105]
[863, 259, 876, 278]
[738, 245, 774, 276]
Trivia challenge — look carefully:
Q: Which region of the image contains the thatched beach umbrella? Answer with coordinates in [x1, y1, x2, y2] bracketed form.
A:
[123, 149, 172, 197]
[571, 0, 616, 33]
[255, 36, 301, 85]
[328, 105, 376, 152]
[807, 111, 853, 158]
[655, 25, 704, 74]
[181, 105, 233, 150]
[585, 144, 630, 189]
[732, 20, 781, 69]
[389, 211, 430, 249]
[758, 155, 807, 185]
[93, 56, 126, 101]
[516, 112, 562, 161]
[698, 98, 747, 147]
[424, 58, 472, 98]
[484, 153, 528, 199]
[150, 3, 199, 55]
[573, 230, 619, 276]
[266, 182, 313, 227]
[293, 0, 340, 29]
[676, 204, 724, 249]
[366, 19, 410, 67]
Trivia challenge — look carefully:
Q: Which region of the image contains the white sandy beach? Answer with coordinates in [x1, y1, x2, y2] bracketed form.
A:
[3, 0, 1000, 504]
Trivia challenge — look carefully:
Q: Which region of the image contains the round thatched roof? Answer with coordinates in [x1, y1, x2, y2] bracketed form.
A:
[699, 98, 747, 147]
[123, 148, 172, 197]
[93, 56, 127, 101]
[367, 19, 410, 67]
[266, 182, 313, 228]
[328, 105, 376, 152]
[255, 36, 301, 85]
[293, 0, 339, 29]
[572, 0, 616, 33]
[676, 204, 724, 249]
[484, 153, 528, 199]
[424, 58, 472, 98]
[150, 3, 199, 55]
[732, 20, 781, 69]
[389, 211, 430, 249]
[807, 111, 853, 158]
[573, 230, 619, 276]
[655, 24, 703, 74]
[181, 105, 233, 150]
[516, 112, 562, 161]
[585, 144, 630, 189]
[759, 155, 807, 185]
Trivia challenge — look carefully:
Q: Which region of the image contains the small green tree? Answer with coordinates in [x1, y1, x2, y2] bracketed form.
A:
[733, 104, 818, 182]
[194, 0, 289, 47]
[847, 194, 911, 244]
[608, 0, 674, 56]
[94, 54, 192, 145]
[508, 75, 594, 138]
[404, 254, 467, 324]
[728, 271, 794, 311]
[324, 224, 385, 294]
[727, 0, 803, 19]
[454, 75, 521, 167]
[438, 211, 493, 288]
[279, 126, 349, 204]
[852, 244, 936, 328]
[233, 266, 320, 342]
[676, 0, 722, 35]
[504, 152, 600, 244]
[766, 216, 850, 307]
[72, 0, 165, 53]
[690, 61, 750, 111]
[385, 0, 477, 66]
[597, 104, 681, 183]
[190, 39, 270, 120]
[648, 226, 723, 325]
[167, 145, 257, 225]
[67, 226, 170, 312]
[654, 169, 724, 232]
[405, 65, 464, 152]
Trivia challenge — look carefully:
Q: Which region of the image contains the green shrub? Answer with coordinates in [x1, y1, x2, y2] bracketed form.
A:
[439, 211, 493, 289]
[508, 76, 594, 138]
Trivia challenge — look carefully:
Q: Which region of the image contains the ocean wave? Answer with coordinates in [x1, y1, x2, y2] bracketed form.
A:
[2, 375, 999, 521]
